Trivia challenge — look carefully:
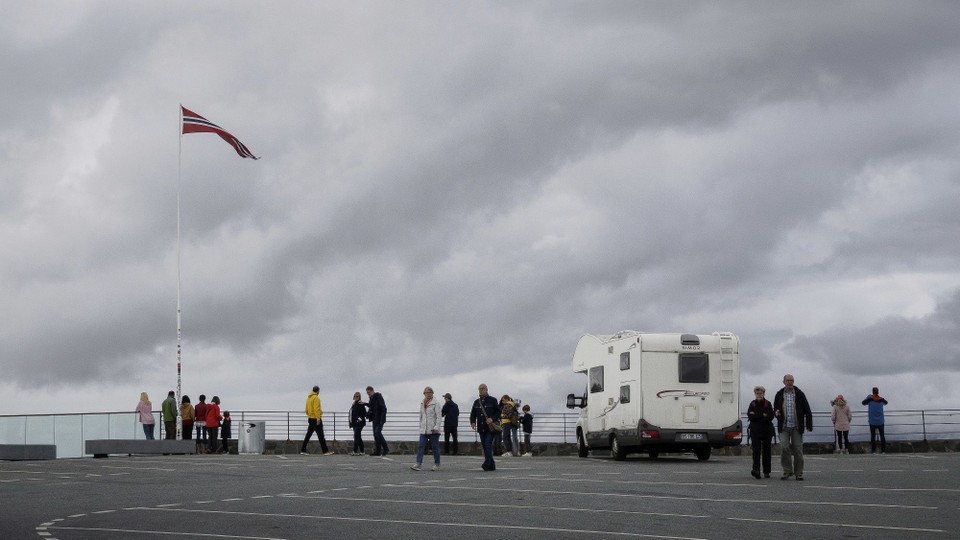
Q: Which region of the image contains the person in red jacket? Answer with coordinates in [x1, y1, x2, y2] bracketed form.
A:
[204, 396, 223, 454]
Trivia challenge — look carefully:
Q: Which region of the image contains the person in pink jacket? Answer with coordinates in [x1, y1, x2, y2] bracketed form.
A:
[831, 394, 853, 454]
[136, 392, 156, 440]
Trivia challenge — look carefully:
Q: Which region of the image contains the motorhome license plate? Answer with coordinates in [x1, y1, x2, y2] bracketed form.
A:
[677, 433, 705, 441]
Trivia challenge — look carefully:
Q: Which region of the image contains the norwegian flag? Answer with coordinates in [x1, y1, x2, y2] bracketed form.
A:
[181, 105, 259, 159]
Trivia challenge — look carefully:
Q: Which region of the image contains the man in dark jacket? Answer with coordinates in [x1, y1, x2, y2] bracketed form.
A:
[470, 383, 501, 471]
[441, 393, 459, 455]
[366, 386, 389, 457]
[773, 374, 813, 481]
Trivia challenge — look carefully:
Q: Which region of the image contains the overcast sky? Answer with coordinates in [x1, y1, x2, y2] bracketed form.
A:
[2, 1, 959, 417]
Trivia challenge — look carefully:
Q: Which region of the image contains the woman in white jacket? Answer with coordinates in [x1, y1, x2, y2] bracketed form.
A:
[411, 387, 443, 471]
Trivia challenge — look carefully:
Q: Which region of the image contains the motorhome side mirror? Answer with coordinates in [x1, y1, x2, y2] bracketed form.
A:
[566, 394, 577, 409]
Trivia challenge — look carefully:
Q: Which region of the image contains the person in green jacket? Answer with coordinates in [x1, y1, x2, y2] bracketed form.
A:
[161, 390, 178, 440]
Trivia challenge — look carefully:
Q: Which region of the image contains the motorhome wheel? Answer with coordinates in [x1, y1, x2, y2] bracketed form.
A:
[611, 435, 627, 461]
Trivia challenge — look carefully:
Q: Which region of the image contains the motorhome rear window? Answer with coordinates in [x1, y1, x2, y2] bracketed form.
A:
[620, 352, 630, 370]
[678, 353, 709, 383]
[589, 366, 604, 393]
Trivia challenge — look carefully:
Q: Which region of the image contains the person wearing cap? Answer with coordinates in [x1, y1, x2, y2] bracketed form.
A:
[441, 392, 459, 455]
[747, 385, 774, 478]
[831, 394, 852, 454]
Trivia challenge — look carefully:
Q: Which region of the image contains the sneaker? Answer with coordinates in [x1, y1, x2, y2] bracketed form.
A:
[796, 474, 804, 481]
[431, 464, 440, 471]
[410, 464, 422, 471]
[781, 472, 793, 480]
[503, 452, 512, 457]
[764, 473, 771, 479]
[299, 452, 309, 456]
[323, 451, 335, 456]
[751, 469, 761, 479]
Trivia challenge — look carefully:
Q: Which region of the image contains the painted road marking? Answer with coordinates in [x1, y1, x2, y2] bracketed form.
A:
[729, 517, 943, 534]
[409, 485, 937, 509]
[134, 507, 708, 540]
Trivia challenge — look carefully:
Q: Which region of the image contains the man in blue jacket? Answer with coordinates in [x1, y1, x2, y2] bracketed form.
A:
[862, 387, 889, 454]
[773, 374, 813, 481]
[470, 383, 500, 472]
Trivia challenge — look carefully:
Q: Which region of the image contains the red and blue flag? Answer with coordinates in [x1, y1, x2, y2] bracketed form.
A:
[181, 106, 259, 159]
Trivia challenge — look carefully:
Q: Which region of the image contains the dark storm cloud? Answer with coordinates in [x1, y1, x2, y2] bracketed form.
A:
[2, 2, 960, 411]
[788, 291, 960, 375]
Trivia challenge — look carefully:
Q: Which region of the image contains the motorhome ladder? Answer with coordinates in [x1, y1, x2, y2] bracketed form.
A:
[718, 333, 736, 403]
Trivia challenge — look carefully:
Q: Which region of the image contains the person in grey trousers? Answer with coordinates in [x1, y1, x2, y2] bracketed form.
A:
[773, 374, 813, 481]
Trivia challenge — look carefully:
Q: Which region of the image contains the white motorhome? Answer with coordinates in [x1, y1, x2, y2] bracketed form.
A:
[566, 331, 742, 460]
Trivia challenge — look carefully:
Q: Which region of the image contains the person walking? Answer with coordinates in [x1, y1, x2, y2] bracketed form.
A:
[747, 385, 774, 479]
[161, 390, 178, 440]
[441, 393, 459, 455]
[773, 374, 813, 481]
[300, 386, 334, 455]
[366, 386, 389, 457]
[205, 396, 222, 454]
[349, 391, 367, 456]
[180, 395, 195, 440]
[470, 383, 501, 472]
[411, 387, 443, 471]
[136, 392, 156, 440]
[831, 394, 852, 454]
[862, 387, 888, 454]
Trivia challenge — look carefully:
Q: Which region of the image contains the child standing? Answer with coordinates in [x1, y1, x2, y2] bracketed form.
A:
[220, 411, 232, 454]
[520, 404, 533, 457]
[831, 395, 852, 454]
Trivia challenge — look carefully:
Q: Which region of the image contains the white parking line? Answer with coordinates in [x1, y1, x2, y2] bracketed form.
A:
[47, 526, 287, 539]
[729, 516, 943, 534]
[806, 485, 960, 493]
[134, 507, 708, 540]
[287, 493, 709, 519]
[409, 485, 937, 509]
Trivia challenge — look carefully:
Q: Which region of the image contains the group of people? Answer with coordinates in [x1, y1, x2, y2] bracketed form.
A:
[297, 383, 534, 473]
[137, 383, 536, 469]
[135, 391, 231, 454]
[747, 375, 890, 480]
[300, 385, 390, 457]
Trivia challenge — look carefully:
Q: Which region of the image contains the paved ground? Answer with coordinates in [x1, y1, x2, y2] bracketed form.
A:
[2, 451, 958, 540]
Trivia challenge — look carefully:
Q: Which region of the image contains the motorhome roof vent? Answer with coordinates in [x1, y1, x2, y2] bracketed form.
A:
[681, 334, 699, 346]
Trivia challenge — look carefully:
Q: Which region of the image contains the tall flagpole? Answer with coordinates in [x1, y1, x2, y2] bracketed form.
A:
[176, 105, 183, 439]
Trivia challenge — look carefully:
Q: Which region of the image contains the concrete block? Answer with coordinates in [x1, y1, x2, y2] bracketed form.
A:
[0, 444, 57, 460]
[85, 439, 197, 458]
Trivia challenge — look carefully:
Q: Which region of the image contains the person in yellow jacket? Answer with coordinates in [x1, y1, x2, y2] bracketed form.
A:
[300, 386, 334, 455]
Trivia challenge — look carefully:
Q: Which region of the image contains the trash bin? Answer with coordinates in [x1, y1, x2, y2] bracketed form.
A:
[239, 421, 266, 454]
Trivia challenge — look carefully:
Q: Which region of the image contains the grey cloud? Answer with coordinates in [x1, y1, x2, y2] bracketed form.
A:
[788, 291, 960, 375]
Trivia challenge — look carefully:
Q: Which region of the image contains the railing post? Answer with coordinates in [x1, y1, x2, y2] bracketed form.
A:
[922, 410, 927, 441]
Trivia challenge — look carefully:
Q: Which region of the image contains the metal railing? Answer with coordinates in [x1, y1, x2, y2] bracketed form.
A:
[2, 408, 958, 459]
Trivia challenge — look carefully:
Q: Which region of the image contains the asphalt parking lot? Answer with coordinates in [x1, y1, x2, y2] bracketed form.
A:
[2, 451, 958, 540]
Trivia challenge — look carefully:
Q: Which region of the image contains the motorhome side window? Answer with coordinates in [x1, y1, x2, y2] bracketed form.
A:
[620, 352, 630, 370]
[619, 385, 630, 404]
[589, 366, 604, 393]
[678, 353, 709, 383]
